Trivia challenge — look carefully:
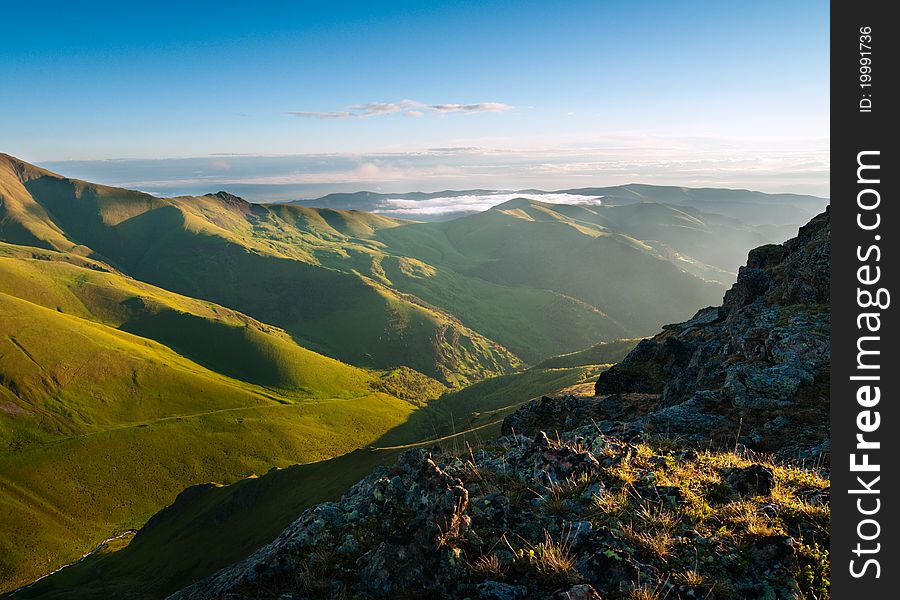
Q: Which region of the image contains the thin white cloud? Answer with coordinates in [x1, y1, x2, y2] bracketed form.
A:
[287, 111, 354, 119]
[290, 100, 513, 119]
[429, 102, 511, 113]
[348, 101, 411, 116]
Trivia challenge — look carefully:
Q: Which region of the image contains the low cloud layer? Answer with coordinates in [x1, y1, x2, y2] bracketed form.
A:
[290, 100, 512, 119]
[374, 193, 603, 216]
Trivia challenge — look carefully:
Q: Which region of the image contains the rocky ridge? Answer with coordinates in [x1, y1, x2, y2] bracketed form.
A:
[168, 211, 831, 600]
[506, 209, 829, 461]
[587, 208, 827, 460]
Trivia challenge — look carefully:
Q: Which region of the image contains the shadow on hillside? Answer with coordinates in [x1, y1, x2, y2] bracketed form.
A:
[12, 448, 402, 600]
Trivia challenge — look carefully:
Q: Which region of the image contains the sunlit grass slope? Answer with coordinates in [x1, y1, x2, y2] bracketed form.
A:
[0, 242, 371, 397]
[0, 250, 442, 592]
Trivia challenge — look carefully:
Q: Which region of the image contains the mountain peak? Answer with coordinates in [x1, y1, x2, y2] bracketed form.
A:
[210, 190, 251, 206]
[0, 152, 59, 182]
[490, 197, 548, 211]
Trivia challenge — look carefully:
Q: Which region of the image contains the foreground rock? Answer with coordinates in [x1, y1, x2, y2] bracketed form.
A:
[170, 432, 829, 600]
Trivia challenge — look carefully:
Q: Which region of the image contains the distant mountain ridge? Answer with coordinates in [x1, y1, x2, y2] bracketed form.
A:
[0, 152, 761, 373]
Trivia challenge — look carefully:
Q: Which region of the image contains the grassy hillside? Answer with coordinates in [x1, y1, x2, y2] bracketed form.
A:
[13, 357, 613, 599]
[0, 243, 372, 398]
[376, 200, 727, 338]
[0, 247, 449, 592]
[535, 338, 642, 369]
[10, 448, 402, 600]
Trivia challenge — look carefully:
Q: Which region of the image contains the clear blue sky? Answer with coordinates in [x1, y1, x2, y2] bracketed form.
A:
[0, 0, 829, 196]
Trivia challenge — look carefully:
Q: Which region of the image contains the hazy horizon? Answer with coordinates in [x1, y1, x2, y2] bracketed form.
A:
[28, 137, 829, 201]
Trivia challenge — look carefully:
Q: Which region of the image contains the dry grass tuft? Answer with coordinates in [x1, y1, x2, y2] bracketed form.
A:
[626, 580, 671, 600]
[471, 553, 503, 579]
[674, 569, 707, 587]
[515, 531, 582, 588]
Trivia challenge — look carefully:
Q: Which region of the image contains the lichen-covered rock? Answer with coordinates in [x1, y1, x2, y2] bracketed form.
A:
[357, 452, 471, 596]
[167, 429, 827, 600]
[502, 395, 607, 436]
[574, 546, 649, 595]
[502, 393, 660, 440]
[530, 432, 601, 487]
[554, 583, 603, 599]
[724, 464, 776, 498]
[478, 580, 529, 599]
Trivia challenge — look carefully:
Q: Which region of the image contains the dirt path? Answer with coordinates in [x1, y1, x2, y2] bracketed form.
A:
[371, 419, 502, 450]
[9, 393, 389, 452]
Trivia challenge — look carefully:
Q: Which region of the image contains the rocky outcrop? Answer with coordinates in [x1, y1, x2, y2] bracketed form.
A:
[587, 209, 828, 459]
[211, 190, 254, 212]
[598, 209, 829, 399]
[503, 211, 829, 460]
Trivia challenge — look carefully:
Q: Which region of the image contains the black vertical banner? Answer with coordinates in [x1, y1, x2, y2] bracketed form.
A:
[831, 0, 897, 597]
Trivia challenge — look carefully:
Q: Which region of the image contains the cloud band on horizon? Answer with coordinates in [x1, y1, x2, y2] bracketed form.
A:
[36, 135, 830, 201]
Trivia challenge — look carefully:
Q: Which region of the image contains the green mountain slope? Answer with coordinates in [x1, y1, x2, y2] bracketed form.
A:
[0, 243, 370, 398]
[1, 153, 738, 375]
[10, 449, 402, 600]
[535, 337, 642, 369]
[376, 200, 727, 338]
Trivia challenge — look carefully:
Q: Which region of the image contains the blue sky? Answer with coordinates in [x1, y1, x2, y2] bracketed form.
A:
[1, 1, 829, 197]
